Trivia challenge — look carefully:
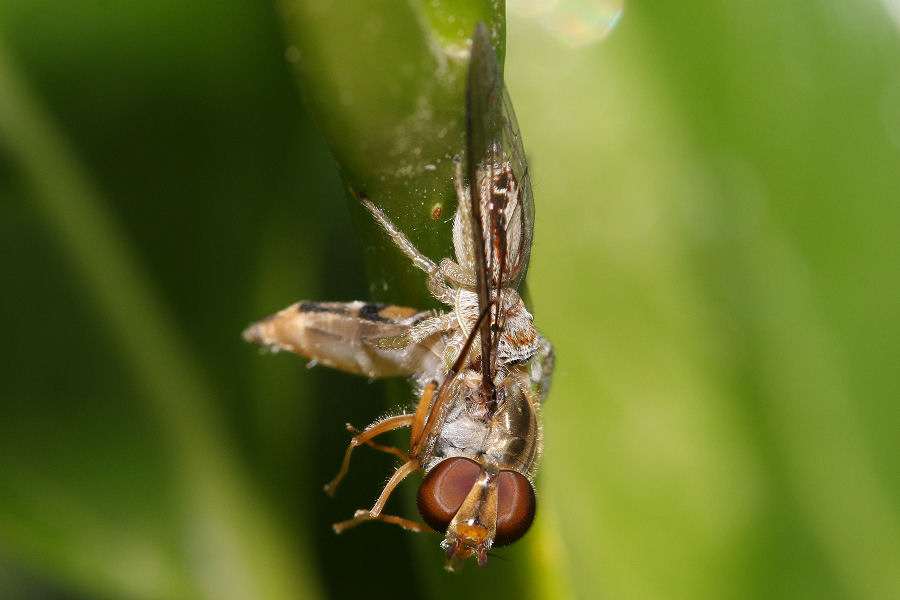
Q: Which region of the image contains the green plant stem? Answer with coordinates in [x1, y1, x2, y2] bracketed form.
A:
[278, 0, 504, 307]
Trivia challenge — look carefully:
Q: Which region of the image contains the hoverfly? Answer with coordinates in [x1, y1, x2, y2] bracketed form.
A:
[244, 22, 553, 571]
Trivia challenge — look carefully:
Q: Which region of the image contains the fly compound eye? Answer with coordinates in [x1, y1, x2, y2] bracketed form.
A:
[417, 457, 481, 533]
[494, 470, 536, 546]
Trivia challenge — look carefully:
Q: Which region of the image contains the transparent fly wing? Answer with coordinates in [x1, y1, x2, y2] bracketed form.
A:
[500, 83, 535, 289]
[465, 22, 536, 379]
[466, 24, 535, 293]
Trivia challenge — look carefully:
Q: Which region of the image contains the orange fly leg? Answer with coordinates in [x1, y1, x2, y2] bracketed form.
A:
[333, 510, 436, 535]
[365, 513, 436, 534]
[410, 373, 457, 459]
[324, 414, 414, 496]
[348, 424, 410, 463]
[333, 458, 422, 534]
[370, 458, 420, 516]
[409, 381, 437, 455]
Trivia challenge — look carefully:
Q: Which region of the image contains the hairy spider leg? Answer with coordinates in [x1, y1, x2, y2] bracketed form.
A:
[361, 198, 471, 305]
[363, 312, 457, 351]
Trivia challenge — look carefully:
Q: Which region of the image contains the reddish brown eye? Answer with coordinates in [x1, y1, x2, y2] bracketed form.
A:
[495, 470, 536, 546]
[417, 457, 481, 533]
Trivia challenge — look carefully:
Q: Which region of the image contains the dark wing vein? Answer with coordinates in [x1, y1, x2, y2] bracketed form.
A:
[465, 22, 536, 389]
[466, 22, 497, 390]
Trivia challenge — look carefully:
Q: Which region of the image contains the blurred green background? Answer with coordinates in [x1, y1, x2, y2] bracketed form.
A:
[1, 1, 898, 599]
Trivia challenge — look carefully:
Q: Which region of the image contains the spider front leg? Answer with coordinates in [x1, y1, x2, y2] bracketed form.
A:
[362, 197, 469, 305]
[431, 258, 474, 290]
[361, 197, 436, 275]
[453, 154, 467, 206]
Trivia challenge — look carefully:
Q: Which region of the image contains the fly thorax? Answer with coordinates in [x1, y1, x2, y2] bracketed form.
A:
[424, 398, 491, 472]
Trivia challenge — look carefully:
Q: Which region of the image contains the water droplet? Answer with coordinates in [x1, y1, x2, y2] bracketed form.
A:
[285, 46, 301, 63]
[510, 0, 624, 46]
